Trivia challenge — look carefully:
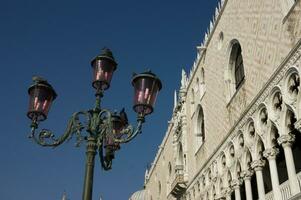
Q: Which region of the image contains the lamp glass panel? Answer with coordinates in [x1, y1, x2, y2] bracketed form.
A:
[28, 86, 54, 121]
[92, 59, 115, 90]
[133, 77, 159, 115]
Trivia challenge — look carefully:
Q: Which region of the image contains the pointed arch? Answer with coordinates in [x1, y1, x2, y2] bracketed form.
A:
[220, 152, 227, 171]
[280, 104, 297, 136]
[256, 103, 269, 134]
[176, 142, 184, 166]
[227, 142, 236, 167]
[269, 86, 283, 121]
[283, 66, 299, 104]
[233, 159, 242, 180]
[244, 118, 256, 146]
[225, 39, 245, 101]
[254, 135, 265, 160]
[237, 131, 245, 149]
[241, 147, 252, 171]
[266, 120, 280, 148]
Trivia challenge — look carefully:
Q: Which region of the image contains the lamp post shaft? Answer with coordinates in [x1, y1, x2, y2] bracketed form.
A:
[82, 137, 97, 200]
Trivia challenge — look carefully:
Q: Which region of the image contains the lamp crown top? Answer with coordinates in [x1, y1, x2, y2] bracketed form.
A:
[32, 76, 48, 84]
[101, 47, 114, 59]
[132, 70, 162, 90]
[29, 76, 57, 99]
[91, 47, 117, 66]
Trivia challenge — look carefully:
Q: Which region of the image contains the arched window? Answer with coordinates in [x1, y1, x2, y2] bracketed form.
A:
[158, 181, 161, 195]
[226, 40, 245, 101]
[196, 105, 205, 150]
[177, 142, 184, 166]
[233, 44, 244, 89]
[191, 88, 195, 105]
[168, 162, 172, 176]
[198, 67, 205, 96]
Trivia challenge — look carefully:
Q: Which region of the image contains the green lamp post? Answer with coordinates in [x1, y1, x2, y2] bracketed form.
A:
[26, 48, 162, 200]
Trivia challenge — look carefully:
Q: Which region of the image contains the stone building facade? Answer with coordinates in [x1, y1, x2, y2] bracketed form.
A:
[131, 0, 301, 199]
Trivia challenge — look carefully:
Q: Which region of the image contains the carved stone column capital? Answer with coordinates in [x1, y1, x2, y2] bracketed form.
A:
[263, 148, 279, 160]
[278, 133, 295, 147]
[251, 159, 266, 171]
[241, 170, 254, 181]
[230, 179, 242, 189]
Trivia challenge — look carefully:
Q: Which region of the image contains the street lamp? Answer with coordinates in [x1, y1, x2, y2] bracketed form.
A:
[26, 48, 162, 200]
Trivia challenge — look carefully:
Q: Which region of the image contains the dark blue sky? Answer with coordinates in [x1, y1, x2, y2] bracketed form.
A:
[0, 0, 219, 199]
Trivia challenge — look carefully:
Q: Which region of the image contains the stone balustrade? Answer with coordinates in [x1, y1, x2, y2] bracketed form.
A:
[263, 172, 301, 200]
[279, 179, 292, 199]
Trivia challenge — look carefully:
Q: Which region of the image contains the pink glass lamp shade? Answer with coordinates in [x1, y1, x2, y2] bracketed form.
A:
[91, 48, 117, 91]
[27, 76, 57, 121]
[132, 71, 162, 116]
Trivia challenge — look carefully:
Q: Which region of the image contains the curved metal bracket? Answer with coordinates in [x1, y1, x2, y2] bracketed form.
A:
[29, 111, 91, 147]
[114, 119, 144, 144]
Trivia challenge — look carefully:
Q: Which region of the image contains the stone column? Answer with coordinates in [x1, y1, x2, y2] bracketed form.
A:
[241, 170, 253, 200]
[263, 148, 281, 200]
[278, 134, 300, 195]
[251, 159, 266, 200]
[231, 179, 242, 200]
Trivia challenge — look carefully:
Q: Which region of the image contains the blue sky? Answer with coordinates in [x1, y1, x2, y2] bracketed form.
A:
[0, 0, 219, 199]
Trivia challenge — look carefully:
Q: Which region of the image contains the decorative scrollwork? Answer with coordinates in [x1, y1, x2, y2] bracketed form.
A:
[29, 111, 90, 147]
[29, 103, 145, 170]
[114, 120, 143, 144]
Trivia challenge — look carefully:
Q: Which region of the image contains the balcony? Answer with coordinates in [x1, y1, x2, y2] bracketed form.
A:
[264, 171, 301, 200]
[168, 165, 187, 199]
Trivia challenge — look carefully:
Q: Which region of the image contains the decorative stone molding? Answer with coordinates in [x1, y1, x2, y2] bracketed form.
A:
[251, 159, 266, 171]
[263, 148, 280, 160]
[230, 179, 242, 189]
[277, 133, 296, 147]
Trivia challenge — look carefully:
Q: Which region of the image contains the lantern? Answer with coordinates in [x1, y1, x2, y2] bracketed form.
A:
[91, 48, 117, 90]
[104, 113, 123, 151]
[132, 71, 162, 116]
[27, 76, 57, 121]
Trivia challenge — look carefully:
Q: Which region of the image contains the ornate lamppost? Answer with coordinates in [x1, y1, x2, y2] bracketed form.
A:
[26, 48, 162, 200]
